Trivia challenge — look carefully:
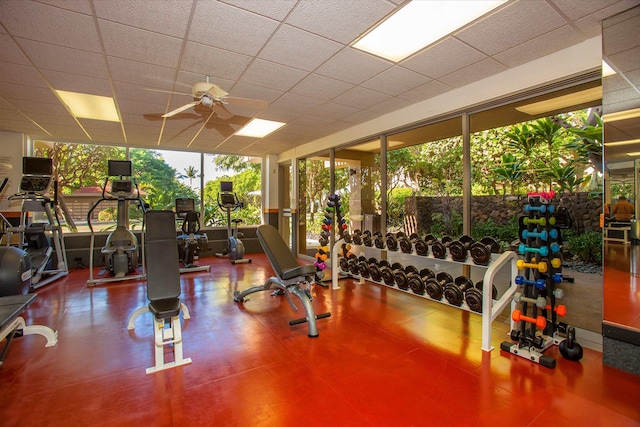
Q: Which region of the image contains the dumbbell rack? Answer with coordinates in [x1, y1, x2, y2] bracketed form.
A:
[500, 191, 581, 368]
[331, 237, 519, 352]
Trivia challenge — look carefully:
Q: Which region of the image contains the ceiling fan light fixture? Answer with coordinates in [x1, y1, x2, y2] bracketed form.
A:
[235, 118, 286, 138]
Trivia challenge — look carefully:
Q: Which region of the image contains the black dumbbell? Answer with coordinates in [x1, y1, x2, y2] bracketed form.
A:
[425, 271, 454, 300]
[431, 235, 454, 259]
[369, 258, 388, 282]
[349, 255, 366, 275]
[413, 234, 430, 256]
[385, 232, 406, 251]
[357, 256, 371, 278]
[361, 230, 372, 247]
[408, 268, 435, 295]
[464, 280, 498, 313]
[339, 254, 352, 272]
[347, 254, 360, 274]
[448, 235, 475, 262]
[443, 276, 475, 306]
[381, 262, 403, 286]
[394, 265, 419, 291]
[350, 229, 362, 245]
[470, 237, 500, 266]
[343, 231, 352, 244]
[374, 232, 385, 249]
[398, 233, 416, 254]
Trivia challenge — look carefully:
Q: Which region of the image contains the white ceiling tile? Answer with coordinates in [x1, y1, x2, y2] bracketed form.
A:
[493, 25, 584, 68]
[310, 102, 360, 120]
[107, 57, 176, 91]
[316, 47, 392, 85]
[35, 0, 94, 14]
[438, 58, 508, 88]
[285, 0, 395, 43]
[229, 82, 285, 104]
[290, 114, 337, 128]
[0, 1, 101, 52]
[181, 42, 252, 81]
[456, 0, 568, 56]
[258, 25, 342, 72]
[342, 109, 382, 124]
[270, 92, 325, 113]
[99, 20, 182, 68]
[240, 59, 308, 91]
[113, 81, 170, 105]
[0, 35, 30, 65]
[220, 0, 296, 20]
[367, 97, 413, 115]
[0, 62, 49, 87]
[18, 39, 108, 78]
[290, 74, 353, 100]
[0, 82, 59, 104]
[332, 86, 391, 109]
[361, 66, 428, 96]
[41, 69, 113, 95]
[189, 1, 278, 56]
[398, 80, 452, 103]
[550, 0, 635, 20]
[402, 38, 487, 79]
[255, 106, 304, 123]
[94, 0, 193, 38]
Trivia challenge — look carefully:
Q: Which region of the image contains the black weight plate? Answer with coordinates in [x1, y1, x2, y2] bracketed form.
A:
[399, 238, 412, 253]
[449, 241, 467, 262]
[470, 242, 491, 266]
[431, 241, 447, 259]
[409, 275, 425, 295]
[414, 239, 429, 256]
[480, 236, 500, 253]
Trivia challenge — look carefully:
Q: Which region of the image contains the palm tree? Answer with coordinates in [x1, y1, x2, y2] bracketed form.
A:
[183, 166, 199, 187]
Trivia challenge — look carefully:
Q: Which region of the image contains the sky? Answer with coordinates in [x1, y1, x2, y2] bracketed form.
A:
[156, 150, 223, 190]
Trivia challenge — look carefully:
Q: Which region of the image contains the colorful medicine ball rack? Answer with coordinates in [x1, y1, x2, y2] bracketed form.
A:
[500, 190, 583, 368]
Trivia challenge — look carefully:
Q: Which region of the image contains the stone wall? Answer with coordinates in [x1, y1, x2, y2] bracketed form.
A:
[405, 193, 602, 236]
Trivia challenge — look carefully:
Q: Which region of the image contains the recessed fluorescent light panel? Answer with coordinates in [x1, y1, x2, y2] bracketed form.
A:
[235, 118, 285, 138]
[55, 90, 120, 122]
[352, 0, 507, 62]
[625, 151, 640, 157]
[515, 87, 602, 116]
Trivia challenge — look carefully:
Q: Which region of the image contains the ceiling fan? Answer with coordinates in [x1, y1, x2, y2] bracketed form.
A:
[159, 76, 269, 119]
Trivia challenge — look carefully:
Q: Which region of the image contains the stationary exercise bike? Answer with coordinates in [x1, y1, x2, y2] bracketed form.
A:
[215, 181, 250, 264]
[2, 157, 68, 290]
[87, 160, 147, 285]
[175, 197, 210, 273]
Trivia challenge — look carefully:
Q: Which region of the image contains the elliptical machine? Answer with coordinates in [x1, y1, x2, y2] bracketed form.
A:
[175, 197, 210, 273]
[2, 157, 68, 290]
[87, 160, 147, 285]
[215, 181, 250, 264]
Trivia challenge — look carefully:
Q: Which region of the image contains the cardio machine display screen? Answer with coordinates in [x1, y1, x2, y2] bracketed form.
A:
[220, 181, 233, 192]
[108, 160, 132, 177]
[111, 180, 132, 194]
[176, 198, 196, 214]
[23, 157, 53, 175]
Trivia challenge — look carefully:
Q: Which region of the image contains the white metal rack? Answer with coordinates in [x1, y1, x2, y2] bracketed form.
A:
[331, 238, 518, 352]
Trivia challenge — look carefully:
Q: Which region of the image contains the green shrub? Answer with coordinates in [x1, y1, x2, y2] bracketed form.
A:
[566, 231, 602, 264]
[471, 217, 519, 243]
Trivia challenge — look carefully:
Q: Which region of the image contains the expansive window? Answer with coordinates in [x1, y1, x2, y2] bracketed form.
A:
[386, 117, 463, 237]
[31, 142, 260, 232]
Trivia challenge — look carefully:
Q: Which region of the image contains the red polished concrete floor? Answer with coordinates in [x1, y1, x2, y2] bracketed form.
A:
[1, 254, 639, 426]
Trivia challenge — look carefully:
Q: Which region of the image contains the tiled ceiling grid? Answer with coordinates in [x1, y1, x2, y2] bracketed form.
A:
[0, 0, 636, 156]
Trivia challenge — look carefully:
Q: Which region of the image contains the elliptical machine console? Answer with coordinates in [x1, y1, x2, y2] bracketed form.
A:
[2, 157, 68, 290]
[175, 197, 210, 273]
[215, 181, 250, 264]
[86, 160, 147, 285]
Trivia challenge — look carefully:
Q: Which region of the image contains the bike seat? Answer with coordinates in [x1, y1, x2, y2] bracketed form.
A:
[231, 219, 243, 224]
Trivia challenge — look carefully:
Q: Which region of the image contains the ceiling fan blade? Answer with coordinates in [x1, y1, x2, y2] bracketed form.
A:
[162, 101, 201, 118]
[212, 103, 234, 120]
[225, 96, 269, 109]
[146, 88, 193, 97]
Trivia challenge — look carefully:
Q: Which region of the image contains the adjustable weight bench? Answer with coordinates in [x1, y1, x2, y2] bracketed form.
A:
[234, 224, 330, 337]
[0, 294, 57, 367]
[127, 210, 191, 374]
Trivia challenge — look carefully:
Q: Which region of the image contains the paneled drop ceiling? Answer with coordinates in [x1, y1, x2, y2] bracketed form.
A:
[0, 0, 636, 157]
